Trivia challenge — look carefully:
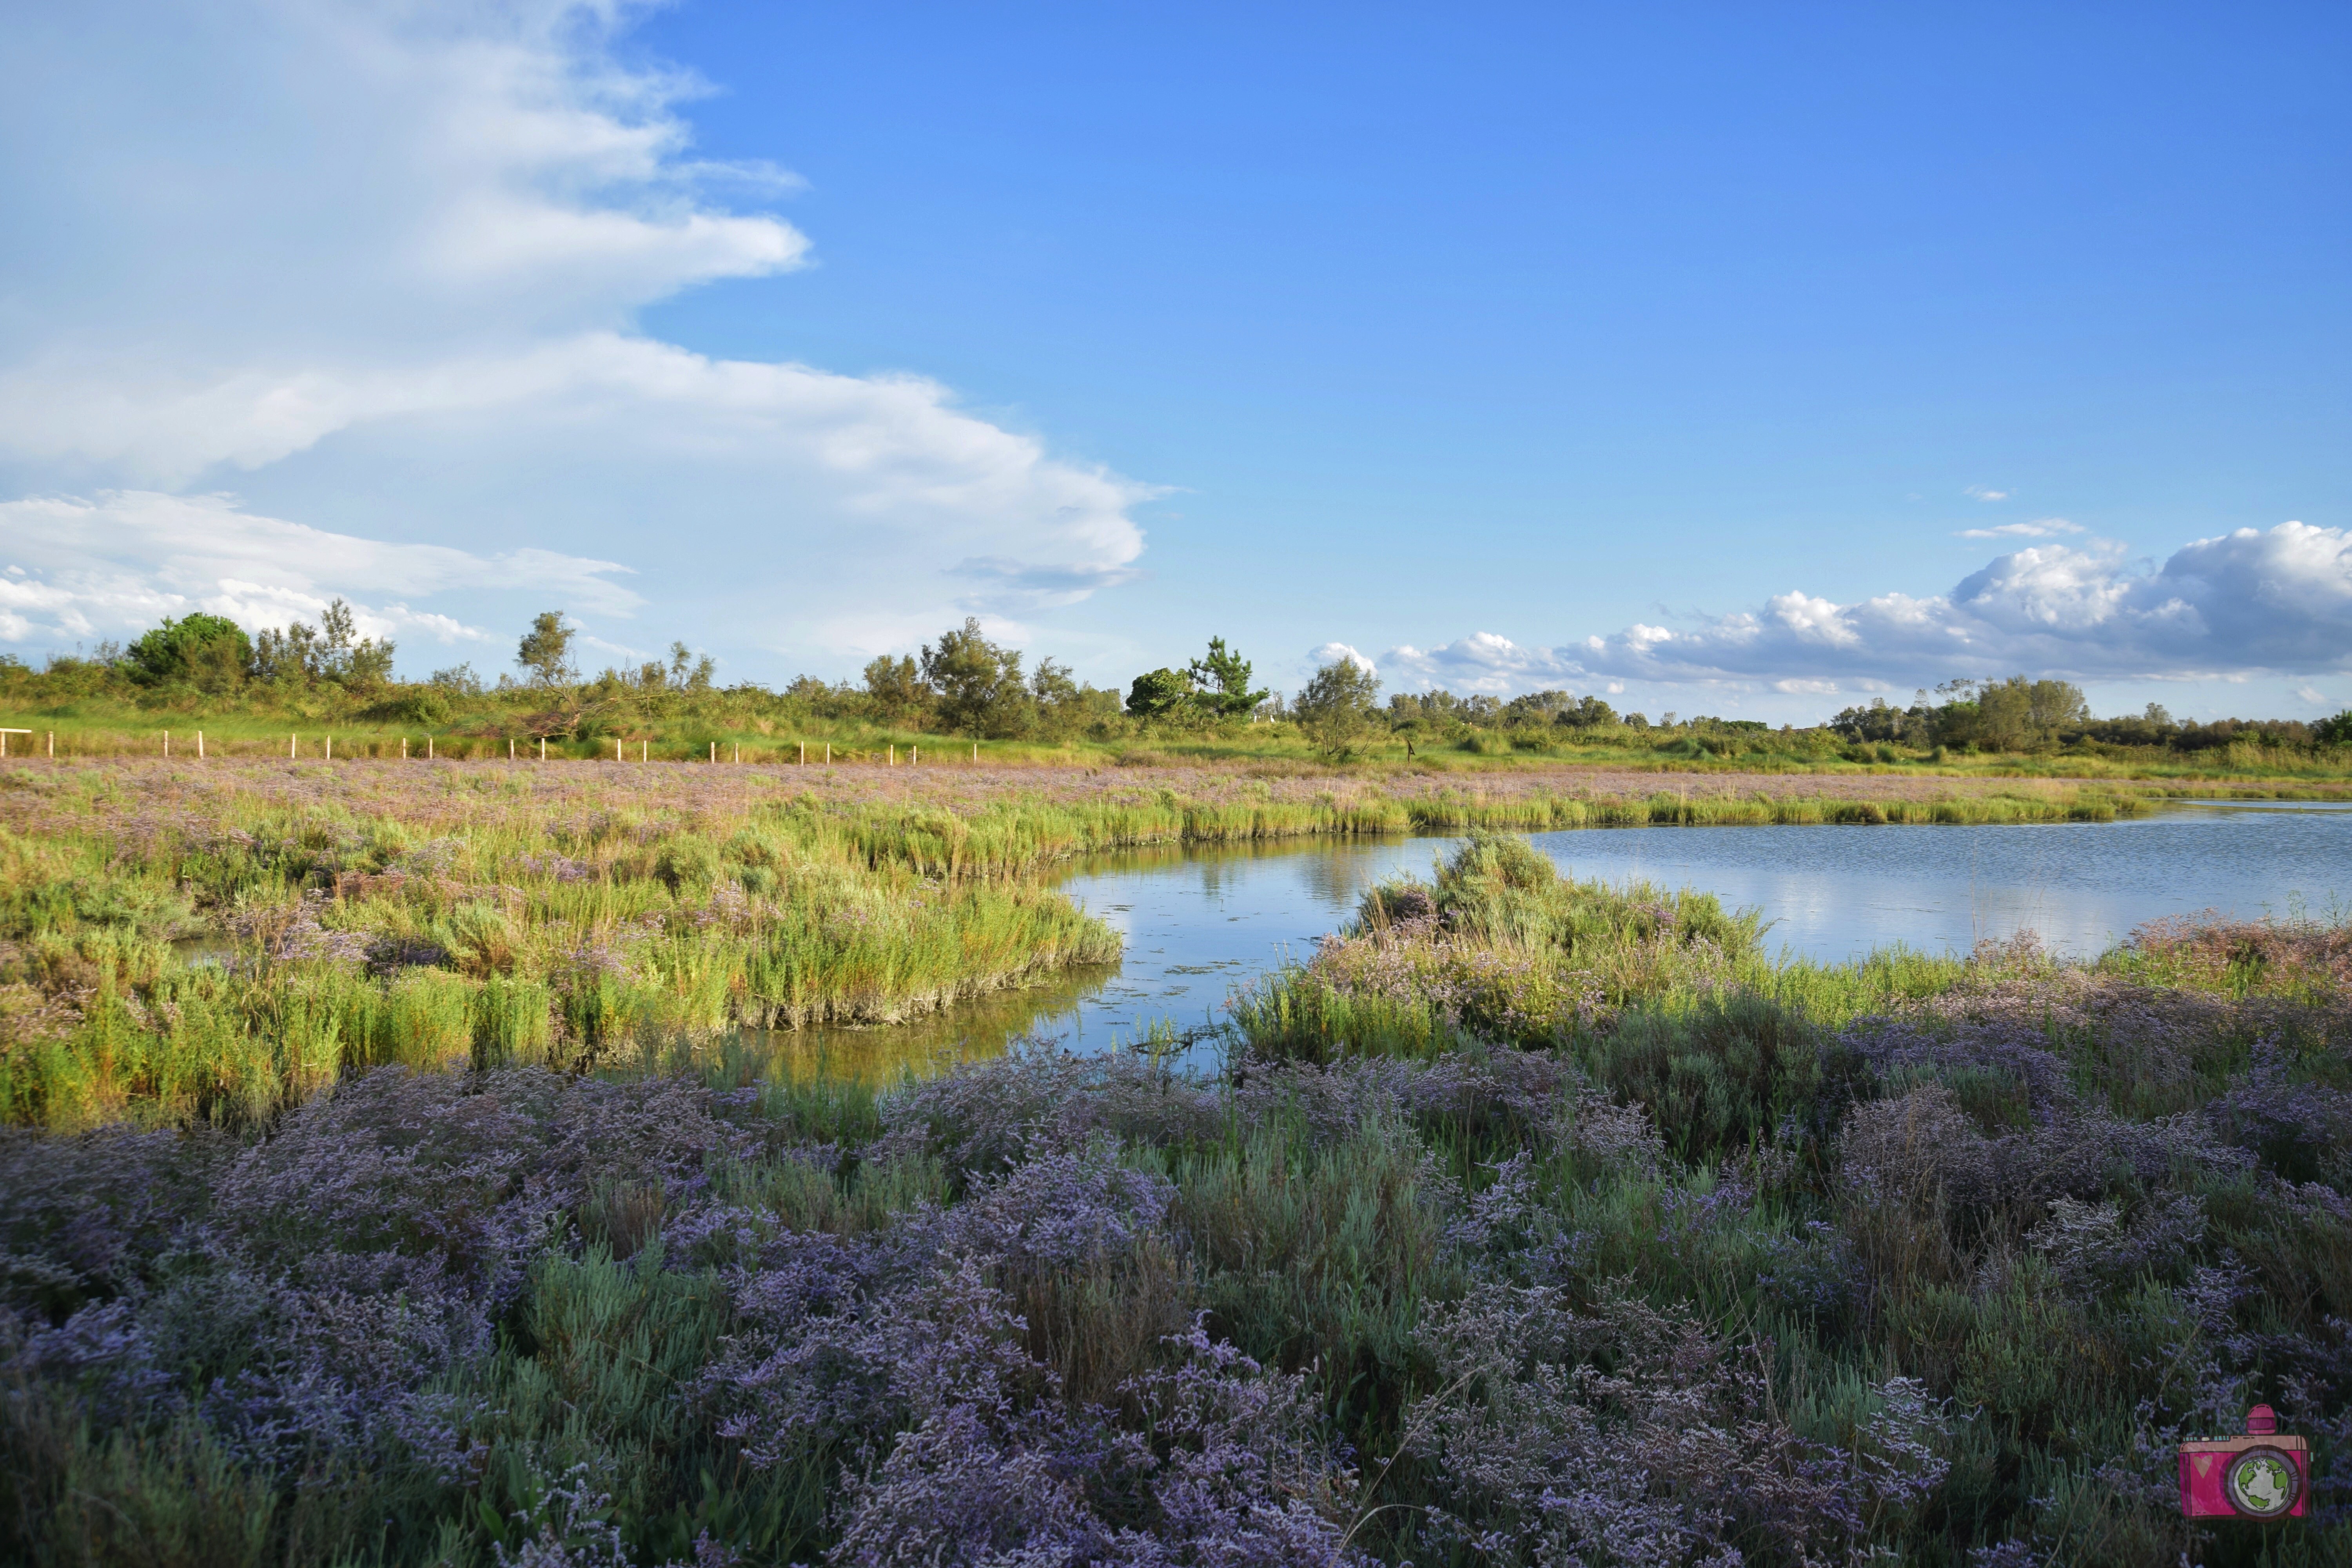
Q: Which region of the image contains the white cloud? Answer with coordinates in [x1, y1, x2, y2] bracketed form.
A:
[0, 0, 1151, 669]
[2296, 686, 2330, 705]
[1956, 517, 2083, 540]
[1383, 633, 1577, 693]
[1307, 642, 1377, 675]
[1965, 485, 2012, 501]
[1370, 521, 2352, 696]
[0, 490, 638, 648]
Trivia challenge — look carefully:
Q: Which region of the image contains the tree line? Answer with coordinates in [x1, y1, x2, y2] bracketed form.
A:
[9, 605, 2348, 756]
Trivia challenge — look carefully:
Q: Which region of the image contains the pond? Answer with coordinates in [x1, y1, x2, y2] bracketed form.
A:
[748, 801, 2352, 1078]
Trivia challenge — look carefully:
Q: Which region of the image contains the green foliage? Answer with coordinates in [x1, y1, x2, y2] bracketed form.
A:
[1184, 637, 1271, 718]
[124, 613, 252, 692]
[1125, 666, 1194, 719]
[1293, 657, 1381, 753]
[516, 610, 577, 687]
[862, 653, 929, 724]
[252, 599, 396, 690]
[921, 617, 1029, 737]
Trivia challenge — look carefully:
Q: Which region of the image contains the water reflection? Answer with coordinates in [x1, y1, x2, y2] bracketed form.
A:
[1537, 801, 2352, 964]
[729, 836, 1446, 1080]
[720, 802, 2352, 1082]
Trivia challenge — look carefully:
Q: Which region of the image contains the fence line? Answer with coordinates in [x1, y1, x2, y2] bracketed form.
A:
[0, 729, 1024, 769]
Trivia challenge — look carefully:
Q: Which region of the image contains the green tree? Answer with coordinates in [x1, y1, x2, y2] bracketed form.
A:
[921, 618, 1029, 737]
[863, 653, 931, 724]
[517, 612, 577, 688]
[1030, 657, 1119, 737]
[1555, 694, 1618, 729]
[1937, 674, 2088, 751]
[670, 641, 716, 693]
[1293, 657, 1382, 753]
[316, 600, 396, 690]
[125, 613, 252, 692]
[1125, 667, 1194, 719]
[1185, 637, 1272, 718]
[2316, 710, 2352, 747]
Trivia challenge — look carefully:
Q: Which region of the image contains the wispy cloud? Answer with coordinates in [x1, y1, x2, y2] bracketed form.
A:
[1956, 517, 2084, 540]
[1964, 485, 2013, 501]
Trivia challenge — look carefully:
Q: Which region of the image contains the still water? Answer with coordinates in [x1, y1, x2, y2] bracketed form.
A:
[762, 802, 2352, 1076]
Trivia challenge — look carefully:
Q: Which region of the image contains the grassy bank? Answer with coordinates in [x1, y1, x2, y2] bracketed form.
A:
[4, 832, 2348, 1565]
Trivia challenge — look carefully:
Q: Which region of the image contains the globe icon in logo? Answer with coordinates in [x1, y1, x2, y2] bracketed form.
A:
[2225, 1447, 2300, 1519]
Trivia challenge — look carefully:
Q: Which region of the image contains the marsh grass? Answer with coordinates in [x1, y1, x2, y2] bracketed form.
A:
[11, 766, 2352, 1564]
[0, 762, 2162, 1129]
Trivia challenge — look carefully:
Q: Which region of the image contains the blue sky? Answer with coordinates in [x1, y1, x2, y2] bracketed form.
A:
[0, 1, 2345, 720]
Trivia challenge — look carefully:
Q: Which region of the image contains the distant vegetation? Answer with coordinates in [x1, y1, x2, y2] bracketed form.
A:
[5, 604, 2350, 784]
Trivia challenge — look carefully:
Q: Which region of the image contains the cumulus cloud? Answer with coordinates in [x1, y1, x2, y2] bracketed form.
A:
[1956, 517, 2083, 540]
[0, 0, 1151, 668]
[1307, 642, 1377, 674]
[1376, 522, 2352, 695]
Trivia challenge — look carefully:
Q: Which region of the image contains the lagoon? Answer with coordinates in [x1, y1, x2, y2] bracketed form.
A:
[765, 800, 2352, 1075]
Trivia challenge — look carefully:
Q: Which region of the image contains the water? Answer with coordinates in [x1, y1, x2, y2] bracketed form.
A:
[1530, 800, 2352, 964]
[751, 802, 2352, 1077]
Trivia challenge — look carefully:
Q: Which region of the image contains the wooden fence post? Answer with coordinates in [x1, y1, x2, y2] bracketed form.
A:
[197, 731, 204, 759]
[641, 740, 647, 762]
[889, 744, 895, 766]
[973, 740, 978, 763]
[163, 731, 169, 757]
[325, 735, 332, 760]
[428, 737, 434, 760]
[825, 743, 831, 764]
[290, 733, 296, 758]
[799, 741, 806, 765]
[540, 738, 547, 761]
[912, 746, 918, 765]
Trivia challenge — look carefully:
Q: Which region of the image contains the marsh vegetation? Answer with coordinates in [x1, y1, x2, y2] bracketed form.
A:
[4, 760, 2351, 1566]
